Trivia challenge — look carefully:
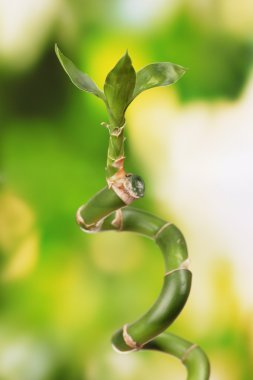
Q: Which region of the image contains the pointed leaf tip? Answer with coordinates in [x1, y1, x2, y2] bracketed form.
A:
[55, 44, 105, 101]
[104, 52, 136, 124]
[132, 61, 187, 100]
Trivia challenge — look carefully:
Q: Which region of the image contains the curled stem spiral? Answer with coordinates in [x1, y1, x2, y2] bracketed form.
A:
[55, 45, 210, 379]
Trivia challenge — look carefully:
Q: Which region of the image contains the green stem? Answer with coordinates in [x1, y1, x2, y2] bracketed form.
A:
[143, 332, 210, 380]
[105, 107, 126, 179]
[106, 126, 125, 179]
[76, 187, 210, 379]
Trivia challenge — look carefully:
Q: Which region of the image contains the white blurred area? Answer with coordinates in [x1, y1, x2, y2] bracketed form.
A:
[1, 0, 253, 72]
[116, 0, 253, 36]
[0, 329, 53, 380]
[128, 70, 253, 313]
[116, 0, 178, 27]
[0, 0, 79, 72]
[0, 0, 59, 71]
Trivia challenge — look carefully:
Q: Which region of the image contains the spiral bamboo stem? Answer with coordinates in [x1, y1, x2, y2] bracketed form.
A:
[56, 45, 210, 379]
[76, 186, 210, 379]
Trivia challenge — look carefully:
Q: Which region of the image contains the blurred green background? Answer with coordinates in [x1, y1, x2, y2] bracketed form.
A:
[1, 0, 253, 379]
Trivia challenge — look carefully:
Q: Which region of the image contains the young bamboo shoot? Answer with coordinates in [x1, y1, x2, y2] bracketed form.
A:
[55, 45, 210, 380]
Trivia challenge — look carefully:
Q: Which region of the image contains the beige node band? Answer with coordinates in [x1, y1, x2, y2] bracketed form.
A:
[123, 324, 142, 351]
[76, 206, 103, 233]
[106, 167, 125, 189]
[181, 344, 198, 363]
[112, 156, 125, 169]
[111, 124, 125, 137]
[155, 222, 172, 240]
[164, 258, 191, 277]
[112, 209, 123, 230]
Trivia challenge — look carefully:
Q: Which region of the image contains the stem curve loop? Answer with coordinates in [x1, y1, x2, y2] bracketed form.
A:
[76, 186, 210, 379]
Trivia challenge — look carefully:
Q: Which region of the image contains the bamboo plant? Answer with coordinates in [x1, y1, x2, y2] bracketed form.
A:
[55, 45, 210, 380]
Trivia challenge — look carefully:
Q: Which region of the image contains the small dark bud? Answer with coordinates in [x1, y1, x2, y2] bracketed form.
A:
[126, 174, 145, 198]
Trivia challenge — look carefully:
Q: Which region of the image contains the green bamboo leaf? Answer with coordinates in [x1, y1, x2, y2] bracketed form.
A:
[132, 62, 187, 100]
[55, 44, 105, 101]
[104, 51, 136, 125]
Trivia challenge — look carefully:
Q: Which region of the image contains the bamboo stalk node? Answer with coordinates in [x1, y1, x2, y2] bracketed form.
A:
[123, 324, 143, 351]
[164, 259, 191, 277]
[111, 124, 125, 137]
[180, 258, 191, 270]
[155, 222, 172, 240]
[112, 156, 126, 168]
[76, 206, 103, 233]
[112, 209, 123, 230]
[181, 344, 198, 363]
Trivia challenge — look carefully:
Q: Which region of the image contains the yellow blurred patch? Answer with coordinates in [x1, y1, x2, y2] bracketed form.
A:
[0, 190, 39, 281]
[89, 232, 144, 273]
[86, 40, 148, 89]
[210, 350, 242, 380]
[0, 191, 34, 251]
[2, 232, 39, 282]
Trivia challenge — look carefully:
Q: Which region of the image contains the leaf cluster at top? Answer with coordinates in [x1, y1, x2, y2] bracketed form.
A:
[55, 44, 187, 126]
